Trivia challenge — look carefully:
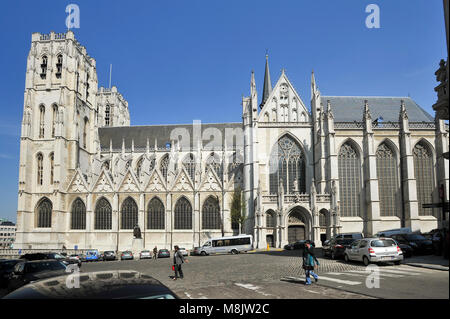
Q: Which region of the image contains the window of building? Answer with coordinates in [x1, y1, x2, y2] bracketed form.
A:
[136, 157, 144, 181]
[83, 117, 88, 149]
[121, 197, 138, 229]
[49, 153, 54, 185]
[206, 153, 222, 178]
[160, 154, 169, 181]
[40, 56, 47, 79]
[269, 135, 306, 194]
[55, 54, 63, 79]
[39, 105, 45, 138]
[105, 105, 110, 126]
[94, 198, 112, 230]
[202, 196, 221, 230]
[37, 153, 43, 185]
[37, 198, 52, 228]
[338, 142, 361, 217]
[174, 197, 192, 230]
[147, 197, 164, 229]
[266, 210, 276, 228]
[183, 153, 195, 182]
[51, 104, 58, 137]
[71, 198, 86, 230]
[376, 142, 400, 217]
[413, 142, 435, 216]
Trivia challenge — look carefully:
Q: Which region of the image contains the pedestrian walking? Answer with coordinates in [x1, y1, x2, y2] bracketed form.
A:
[173, 245, 188, 280]
[153, 246, 158, 260]
[302, 240, 320, 285]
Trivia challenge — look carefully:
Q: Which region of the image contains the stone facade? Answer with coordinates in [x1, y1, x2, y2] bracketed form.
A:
[15, 31, 449, 251]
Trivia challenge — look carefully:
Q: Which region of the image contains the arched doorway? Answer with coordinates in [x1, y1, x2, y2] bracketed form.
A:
[266, 235, 274, 247]
[287, 207, 309, 243]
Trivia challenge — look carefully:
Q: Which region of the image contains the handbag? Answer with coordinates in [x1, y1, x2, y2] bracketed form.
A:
[172, 265, 175, 271]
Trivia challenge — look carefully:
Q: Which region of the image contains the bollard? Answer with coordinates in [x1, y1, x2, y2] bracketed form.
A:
[267, 244, 270, 251]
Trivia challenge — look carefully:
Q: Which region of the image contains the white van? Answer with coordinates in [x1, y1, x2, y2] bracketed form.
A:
[198, 235, 253, 256]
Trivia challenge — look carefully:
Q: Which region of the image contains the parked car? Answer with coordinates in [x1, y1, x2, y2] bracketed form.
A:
[20, 252, 81, 268]
[398, 243, 413, 258]
[103, 251, 116, 261]
[85, 250, 100, 262]
[157, 249, 170, 258]
[335, 233, 364, 240]
[120, 251, 134, 260]
[375, 228, 412, 238]
[391, 233, 434, 255]
[7, 260, 68, 293]
[178, 248, 188, 257]
[139, 250, 152, 260]
[323, 238, 355, 259]
[429, 230, 445, 256]
[190, 247, 201, 256]
[98, 253, 104, 261]
[3, 271, 179, 299]
[0, 259, 22, 288]
[284, 240, 308, 250]
[344, 238, 403, 266]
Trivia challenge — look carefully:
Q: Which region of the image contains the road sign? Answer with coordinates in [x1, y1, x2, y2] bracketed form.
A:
[74, 245, 78, 250]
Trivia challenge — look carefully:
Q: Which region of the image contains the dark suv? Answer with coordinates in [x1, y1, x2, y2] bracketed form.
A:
[323, 238, 355, 259]
[0, 259, 23, 288]
[7, 260, 67, 293]
[391, 233, 433, 255]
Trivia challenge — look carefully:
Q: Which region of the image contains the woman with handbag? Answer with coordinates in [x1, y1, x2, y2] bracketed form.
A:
[302, 240, 320, 285]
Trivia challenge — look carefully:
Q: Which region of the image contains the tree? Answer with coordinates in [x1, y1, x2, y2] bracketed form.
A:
[230, 186, 247, 234]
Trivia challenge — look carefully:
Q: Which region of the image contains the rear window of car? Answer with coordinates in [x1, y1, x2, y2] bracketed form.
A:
[25, 261, 66, 273]
[370, 239, 396, 247]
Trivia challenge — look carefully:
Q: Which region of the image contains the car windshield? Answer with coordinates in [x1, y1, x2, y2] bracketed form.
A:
[405, 234, 427, 240]
[337, 239, 354, 245]
[371, 239, 396, 247]
[26, 261, 66, 273]
[0, 260, 20, 270]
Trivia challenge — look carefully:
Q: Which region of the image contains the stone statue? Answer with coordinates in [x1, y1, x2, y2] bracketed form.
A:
[133, 224, 142, 239]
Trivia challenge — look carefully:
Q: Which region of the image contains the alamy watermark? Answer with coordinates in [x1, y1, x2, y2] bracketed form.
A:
[365, 4, 380, 29]
[66, 4, 80, 29]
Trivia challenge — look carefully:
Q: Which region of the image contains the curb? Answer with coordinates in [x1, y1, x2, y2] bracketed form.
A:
[404, 263, 449, 271]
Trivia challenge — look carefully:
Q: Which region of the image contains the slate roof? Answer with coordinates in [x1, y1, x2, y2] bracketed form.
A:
[320, 96, 434, 122]
[98, 122, 243, 151]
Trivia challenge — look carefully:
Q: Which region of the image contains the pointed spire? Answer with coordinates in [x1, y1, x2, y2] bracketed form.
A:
[399, 99, 408, 121]
[250, 70, 256, 96]
[363, 99, 371, 120]
[311, 70, 316, 98]
[260, 54, 272, 109]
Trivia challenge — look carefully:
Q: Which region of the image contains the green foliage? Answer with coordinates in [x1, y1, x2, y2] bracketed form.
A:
[230, 186, 247, 233]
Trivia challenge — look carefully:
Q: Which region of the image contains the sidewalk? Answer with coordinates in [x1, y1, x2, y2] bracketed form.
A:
[403, 255, 449, 271]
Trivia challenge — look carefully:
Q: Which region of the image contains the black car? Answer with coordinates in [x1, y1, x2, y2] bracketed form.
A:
[391, 233, 434, 255]
[398, 243, 413, 258]
[103, 251, 116, 261]
[323, 238, 354, 259]
[20, 252, 81, 268]
[0, 259, 22, 288]
[157, 249, 170, 258]
[429, 230, 445, 256]
[3, 271, 179, 299]
[7, 260, 67, 293]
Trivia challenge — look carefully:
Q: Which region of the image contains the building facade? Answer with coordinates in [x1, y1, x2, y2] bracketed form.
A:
[0, 220, 16, 249]
[15, 31, 449, 251]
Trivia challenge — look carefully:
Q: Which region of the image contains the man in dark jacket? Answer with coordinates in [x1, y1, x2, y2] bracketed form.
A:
[302, 241, 320, 285]
[173, 245, 188, 280]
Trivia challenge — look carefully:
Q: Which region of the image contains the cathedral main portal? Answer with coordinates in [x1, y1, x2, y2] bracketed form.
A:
[287, 207, 309, 243]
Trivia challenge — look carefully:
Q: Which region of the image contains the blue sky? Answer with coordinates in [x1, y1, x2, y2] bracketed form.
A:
[0, 0, 446, 222]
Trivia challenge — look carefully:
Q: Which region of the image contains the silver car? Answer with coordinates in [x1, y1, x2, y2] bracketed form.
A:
[344, 238, 404, 266]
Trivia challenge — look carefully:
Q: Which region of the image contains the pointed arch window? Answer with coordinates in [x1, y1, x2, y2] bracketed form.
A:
[71, 198, 86, 230]
[105, 105, 110, 126]
[228, 152, 243, 182]
[266, 210, 276, 228]
[121, 197, 138, 229]
[160, 155, 169, 181]
[40, 55, 48, 79]
[94, 198, 112, 230]
[206, 153, 222, 178]
[269, 135, 306, 194]
[83, 117, 88, 149]
[49, 153, 54, 185]
[376, 142, 400, 217]
[56, 54, 63, 79]
[174, 197, 192, 230]
[39, 105, 45, 138]
[413, 142, 435, 216]
[147, 197, 165, 229]
[183, 154, 195, 181]
[202, 196, 221, 230]
[149, 157, 156, 172]
[37, 153, 43, 185]
[36, 198, 52, 228]
[52, 104, 58, 137]
[338, 142, 361, 217]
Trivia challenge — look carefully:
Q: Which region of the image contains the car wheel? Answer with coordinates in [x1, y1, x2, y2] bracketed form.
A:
[331, 251, 336, 260]
[394, 261, 401, 265]
[231, 249, 238, 255]
[363, 256, 370, 266]
[344, 254, 349, 262]
[201, 251, 207, 256]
